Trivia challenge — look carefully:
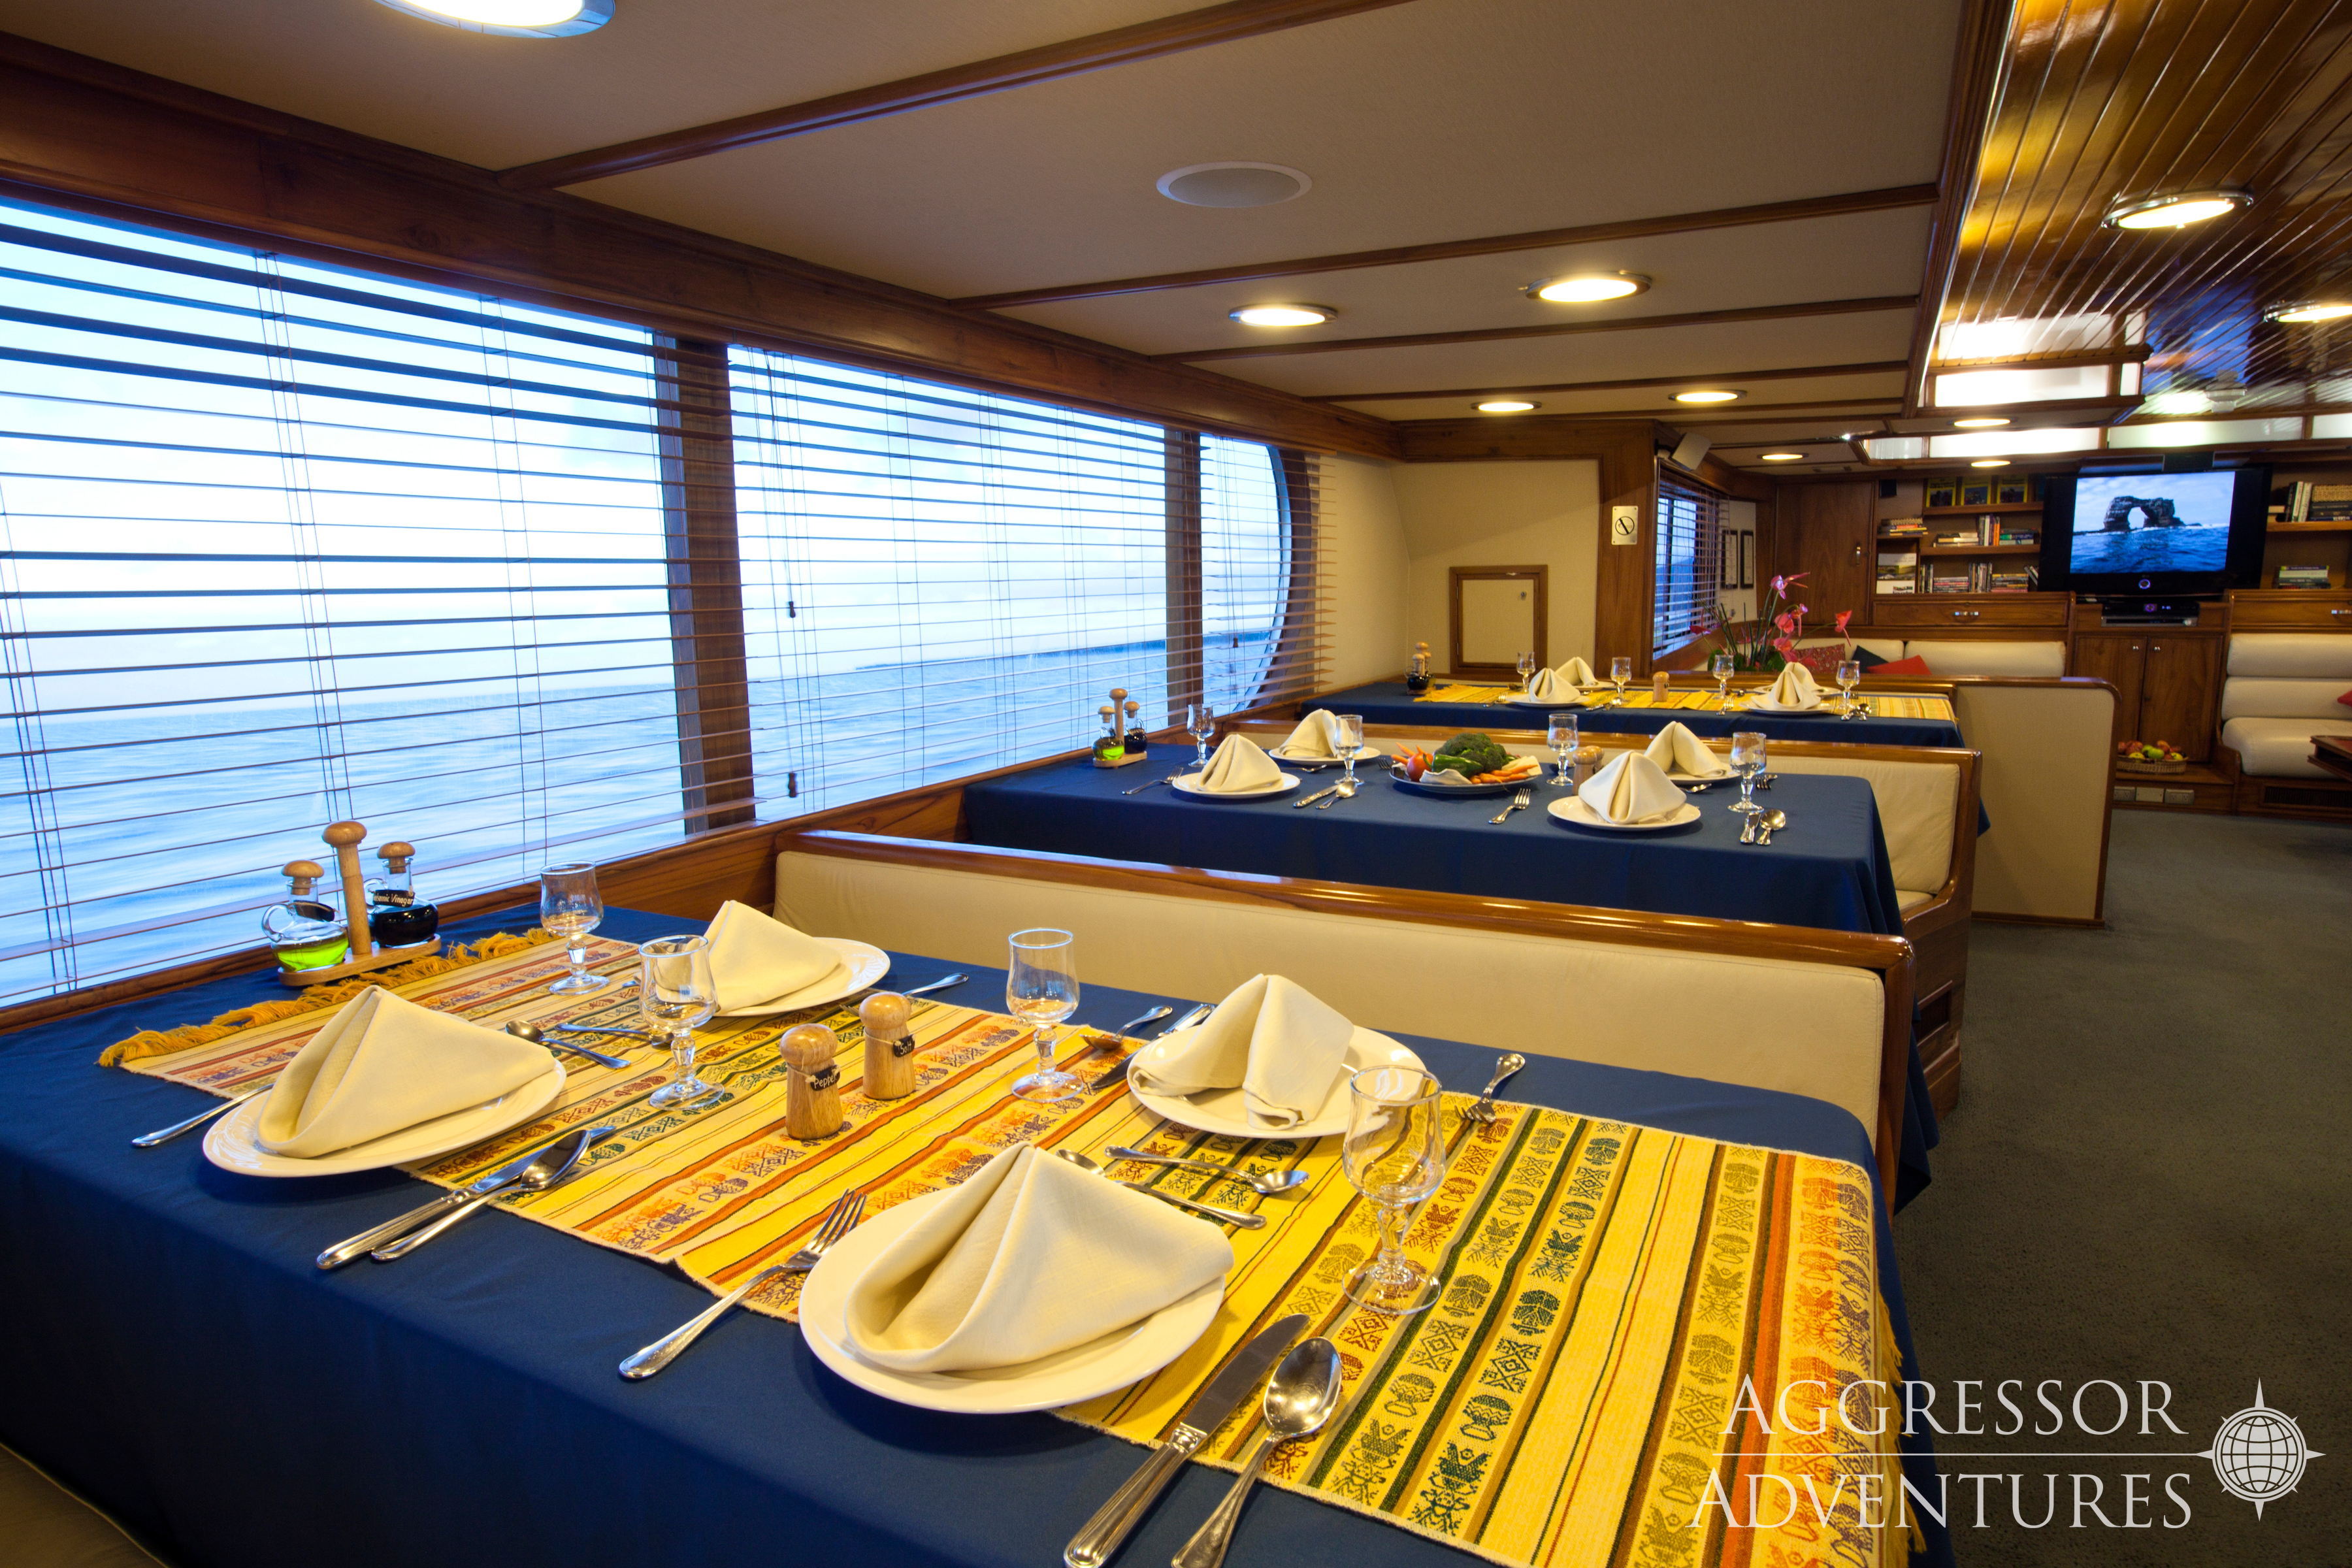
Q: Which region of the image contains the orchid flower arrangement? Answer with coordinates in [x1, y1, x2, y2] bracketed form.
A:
[1720, 572, 1816, 672]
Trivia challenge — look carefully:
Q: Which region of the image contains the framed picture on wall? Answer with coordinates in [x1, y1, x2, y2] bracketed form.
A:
[1719, 530, 1740, 589]
[1739, 530, 1754, 589]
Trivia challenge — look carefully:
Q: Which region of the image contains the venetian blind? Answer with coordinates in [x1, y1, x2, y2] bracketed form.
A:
[0, 197, 696, 1003]
[1652, 474, 1722, 659]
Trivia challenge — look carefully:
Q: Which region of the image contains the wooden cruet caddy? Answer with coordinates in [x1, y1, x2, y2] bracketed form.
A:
[267, 820, 442, 987]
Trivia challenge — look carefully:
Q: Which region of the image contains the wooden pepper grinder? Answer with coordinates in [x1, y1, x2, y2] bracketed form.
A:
[321, 821, 375, 964]
[858, 991, 919, 1100]
[780, 1023, 845, 1138]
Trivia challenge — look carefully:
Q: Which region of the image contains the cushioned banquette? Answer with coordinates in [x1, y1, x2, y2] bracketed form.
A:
[2216, 634, 2352, 779]
[1795, 636, 2068, 677]
[774, 832, 1915, 1194]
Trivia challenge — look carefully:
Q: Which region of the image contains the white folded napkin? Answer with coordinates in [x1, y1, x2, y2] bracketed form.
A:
[705, 898, 847, 1012]
[1764, 664, 1820, 707]
[842, 1143, 1231, 1374]
[1279, 711, 1343, 757]
[255, 988, 551, 1158]
[1577, 751, 1689, 825]
[1554, 657, 1600, 686]
[1192, 732, 1284, 793]
[1643, 721, 1730, 778]
[1131, 973, 1353, 1130]
[1523, 668, 1583, 702]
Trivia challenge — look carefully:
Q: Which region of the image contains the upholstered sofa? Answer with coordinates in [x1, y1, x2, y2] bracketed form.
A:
[1793, 636, 2068, 677]
[2213, 634, 2352, 814]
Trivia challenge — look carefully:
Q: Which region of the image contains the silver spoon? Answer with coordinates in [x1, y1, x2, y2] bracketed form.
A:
[504, 1020, 630, 1071]
[1173, 1337, 1345, 1568]
[1758, 808, 1788, 846]
[370, 1125, 606, 1261]
[1102, 1145, 1311, 1196]
[1314, 776, 1358, 809]
[1048, 1149, 1266, 1229]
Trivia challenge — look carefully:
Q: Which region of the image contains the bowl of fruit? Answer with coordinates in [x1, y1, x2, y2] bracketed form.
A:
[2115, 739, 2185, 775]
[1392, 733, 1543, 797]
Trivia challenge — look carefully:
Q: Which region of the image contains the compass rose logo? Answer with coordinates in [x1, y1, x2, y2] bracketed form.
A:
[2203, 1384, 2321, 1518]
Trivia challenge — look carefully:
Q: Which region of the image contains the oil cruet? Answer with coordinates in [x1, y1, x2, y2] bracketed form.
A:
[261, 860, 350, 972]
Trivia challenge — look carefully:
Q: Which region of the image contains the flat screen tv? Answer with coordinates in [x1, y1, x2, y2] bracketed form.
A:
[2037, 465, 2270, 595]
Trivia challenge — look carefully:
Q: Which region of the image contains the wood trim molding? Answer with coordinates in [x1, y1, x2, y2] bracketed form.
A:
[1903, 0, 2019, 416]
[498, 0, 1424, 189]
[958, 186, 1941, 310]
[1156, 296, 1923, 364]
[1928, 346, 2149, 372]
[0, 31, 1400, 460]
[1309, 360, 1911, 406]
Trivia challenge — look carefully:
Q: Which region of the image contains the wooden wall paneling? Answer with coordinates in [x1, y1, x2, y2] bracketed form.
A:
[0, 33, 1400, 461]
[1769, 481, 1874, 625]
[657, 336, 757, 832]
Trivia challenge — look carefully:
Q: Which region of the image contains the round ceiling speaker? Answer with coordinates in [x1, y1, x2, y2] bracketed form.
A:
[1156, 163, 1313, 208]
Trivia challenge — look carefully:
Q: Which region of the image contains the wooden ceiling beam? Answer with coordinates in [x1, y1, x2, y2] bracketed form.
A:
[1306, 359, 1910, 403]
[1152, 296, 1921, 363]
[496, 0, 1425, 190]
[955, 185, 1940, 310]
[1903, 0, 2017, 417]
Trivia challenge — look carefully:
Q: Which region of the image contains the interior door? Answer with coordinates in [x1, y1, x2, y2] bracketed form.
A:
[1449, 566, 1548, 678]
[2070, 631, 2144, 750]
[1769, 481, 1872, 625]
[2141, 636, 2221, 761]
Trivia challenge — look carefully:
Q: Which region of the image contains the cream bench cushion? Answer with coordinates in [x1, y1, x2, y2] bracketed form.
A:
[1943, 681, 2112, 922]
[2217, 635, 2352, 779]
[1758, 753, 1957, 910]
[2229, 633, 2352, 678]
[776, 846, 1891, 1134]
[2219, 717, 2342, 779]
[1903, 640, 2066, 678]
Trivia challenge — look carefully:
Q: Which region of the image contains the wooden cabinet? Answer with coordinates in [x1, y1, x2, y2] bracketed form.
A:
[2072, 630, 2144, 749]
[2227, 589, 2352, 629]
[1869, 593, 2072, 630]
[2068, 628, 2223, 759]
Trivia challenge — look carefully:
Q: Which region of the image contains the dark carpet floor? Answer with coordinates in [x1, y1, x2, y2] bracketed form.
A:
[1895, 809, 2351, 1565]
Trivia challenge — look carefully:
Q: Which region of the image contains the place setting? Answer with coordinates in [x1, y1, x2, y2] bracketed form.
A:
[1548, 749, 1701, 831]
[1739, 661, 1834, 715]
[1169, 732, 1304, 803]
[1266, 709, 1382, 770]
[1498, 652, 1603, 708]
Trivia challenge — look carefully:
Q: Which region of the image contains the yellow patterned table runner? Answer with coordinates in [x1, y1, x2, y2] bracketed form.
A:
[1413, 685, 1954, 723]
[118, 935, 1908, 1568]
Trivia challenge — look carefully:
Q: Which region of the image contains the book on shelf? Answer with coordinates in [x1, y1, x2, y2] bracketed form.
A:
[1988, 569, 2036, 594]
[1929, 571, 1974, 595]
[2304, 504, 2352, 522]
[1996, 528, 2038, 546]
[1934, 531, 1980, 546]
[2276, 564, 2334, 589]
[1876, 578, 1918, 594]
[1880, 516, 1926, 535]
[1878, 549, 1918, 567]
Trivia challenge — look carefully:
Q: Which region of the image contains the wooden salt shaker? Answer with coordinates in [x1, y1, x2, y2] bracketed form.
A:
[1652, 670, 1671, 701]
[858, 991, 919, 1101]
[1571, 744, 1604, 787]
[779, 1023, 844, 1138]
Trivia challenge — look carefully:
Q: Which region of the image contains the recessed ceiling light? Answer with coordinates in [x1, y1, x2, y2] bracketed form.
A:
[1229, 304, 1334, 327]
[1526, 271, 1650, 304]
[2266, 300, 2352, 324]
[1476, 399, 1541, 414]
[1953, 416, 2011, 428]
[1156, 163, 1312, 208]
[1672, 389, 1743, 404]
[1970, 457, 2011, 468]
[374, 0, 612, 33]
[1759, 451, 1805, 462]
[2102, 188, 2252, 229]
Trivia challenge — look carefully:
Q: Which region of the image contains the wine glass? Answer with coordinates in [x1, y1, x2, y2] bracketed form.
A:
[640, 934, 719, 1106]
[1837, 659, 1863, 719]
[1729, 731, 1767, 816]
[1007, 928, 1082, 1102]
[1342, 1066, 1446, 1315]
[1187, 702, 1217, 768]
[1337, 713, 1365, 786]
[1712, 651, 1737, 709]
[539, 864, 608, 994]
[1546, 712, 1579, 785]
[1516, 651, 1537, 689]
[1610, 655, 1633, 706]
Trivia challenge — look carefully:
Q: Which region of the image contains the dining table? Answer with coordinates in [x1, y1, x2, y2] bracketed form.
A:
[0, 904, 1952, 1568]
[1304, 680, 1968, 751]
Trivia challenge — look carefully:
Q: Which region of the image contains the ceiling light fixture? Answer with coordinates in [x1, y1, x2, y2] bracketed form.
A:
[2102, 188, 2252, 229]
[1952, 417, 2012, 428]
[1970, 458, 2011, 468]
[1672, 389, 1744, 404]
[1157, 163, 1312, 208]
[2266, 300, 2352, 324]
[1476, 399, 1541, 414]
[1526, 271, 1650, 304]
[1229, 304, 1334, 327]
[1759, 451, 1805, 462]
[374, 0, 612, 34]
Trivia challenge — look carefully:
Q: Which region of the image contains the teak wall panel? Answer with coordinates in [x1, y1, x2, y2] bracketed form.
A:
[0, 33, 1398, 461]
[1770, 482, 1874, 626]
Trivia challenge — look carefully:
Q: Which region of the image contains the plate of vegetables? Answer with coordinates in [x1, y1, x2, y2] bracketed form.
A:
[1390, 733, 1544, 796]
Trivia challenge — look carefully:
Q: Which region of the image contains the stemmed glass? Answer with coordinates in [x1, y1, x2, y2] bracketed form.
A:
[1546, 712, 1579, 785]
[1187, 702, 1217, 768]
[1516, 651, 1537, 690]
[640, 934, 719, 1107]
[1007, 928, 1083, 1102]
[1729, 731, 1768, 816]
[1837, 659, 1864, 719]
[1337, 713, 1365, 787]
[1343, 1066, 1447, 1315]
[1610, 655, 1633, 706]
[540, 863, 609, 995]
[1712, 651, 1737, 709]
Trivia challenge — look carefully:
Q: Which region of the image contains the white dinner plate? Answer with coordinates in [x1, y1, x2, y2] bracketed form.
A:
[1546, 797, 1703, 832]
[1388, 770, 1523, 798]
[1267, 745, 1384, 767]
[1499, 692, 1595, 708]
[718, 938, 892, 1017]
[1168, 772, 1301, 802]
[1661, 764, 1737, 782]
[201, 1061, 566, 1177]
[1129, 1028, 1424, 1139]
[798, 1186, 1224, 1414]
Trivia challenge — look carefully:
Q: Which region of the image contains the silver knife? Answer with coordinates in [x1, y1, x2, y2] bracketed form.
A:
[1291, 783, 1340, 809]
[1062, 1313, 1309, 1568]
[316, 1128, 601, 1270]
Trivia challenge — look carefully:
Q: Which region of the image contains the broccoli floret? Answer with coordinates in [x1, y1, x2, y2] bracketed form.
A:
[1439, 732, 1510, 773]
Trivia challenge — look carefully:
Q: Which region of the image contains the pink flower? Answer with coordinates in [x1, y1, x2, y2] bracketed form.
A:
[1835, 610, 1853, 634]
[1771, 574, 1786, 595]
[1773, 613, 1795, 634]
[1771, 636, 1793, 655]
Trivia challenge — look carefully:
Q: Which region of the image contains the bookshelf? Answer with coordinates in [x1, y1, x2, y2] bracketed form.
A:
[1878, 489, 2043, 596]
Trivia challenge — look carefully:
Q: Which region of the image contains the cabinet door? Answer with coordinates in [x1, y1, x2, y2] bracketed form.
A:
[2141, 636, 2222, 761]
[1772, 482, 1873, 625]
[2070, 632, 2143, 749]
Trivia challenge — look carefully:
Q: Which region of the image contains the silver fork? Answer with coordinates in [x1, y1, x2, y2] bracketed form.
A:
[1461, 1053, 1527, 1124]
[619, 1188, 866, 1380]
[1122, 774, 1180, 794]
[1490, 788, 1532, 825]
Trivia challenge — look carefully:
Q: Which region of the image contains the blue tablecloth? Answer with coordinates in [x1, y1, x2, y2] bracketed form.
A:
[0, 904, 1947, 1568]
[967, 759, 1906, 937]
[1305, 680, 1968, 751]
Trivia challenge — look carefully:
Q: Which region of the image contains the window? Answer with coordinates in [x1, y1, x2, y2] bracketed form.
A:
[1652, 477, 1721, 658]
[0, 198, 686, 1002]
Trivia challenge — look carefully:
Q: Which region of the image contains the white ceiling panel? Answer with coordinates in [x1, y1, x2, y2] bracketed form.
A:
[1341, 371, 1907, 423]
